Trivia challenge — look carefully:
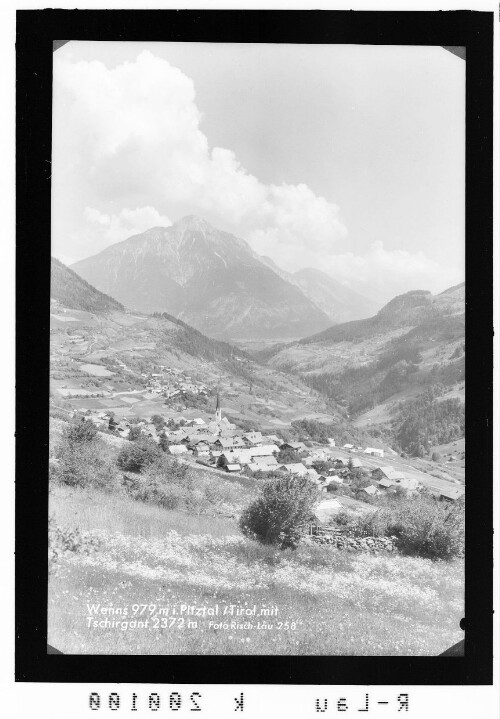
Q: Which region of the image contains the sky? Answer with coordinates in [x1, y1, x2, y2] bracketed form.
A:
[52, 41, 465, 303]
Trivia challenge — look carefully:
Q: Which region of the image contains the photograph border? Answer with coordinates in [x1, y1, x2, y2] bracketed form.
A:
[16, 8, 493, 684]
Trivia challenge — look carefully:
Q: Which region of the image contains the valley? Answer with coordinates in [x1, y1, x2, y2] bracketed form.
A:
[48, 255, 465, 657]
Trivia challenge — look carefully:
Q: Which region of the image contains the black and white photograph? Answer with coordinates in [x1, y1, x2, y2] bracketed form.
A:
[44, 38, 471, 658]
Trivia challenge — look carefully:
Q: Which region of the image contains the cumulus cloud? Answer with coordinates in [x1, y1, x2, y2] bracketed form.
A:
[52, 49, 456, 298]
[84, 206, 172, 246]
[321, 241, 463, 300]
[52, 50, 347, 262]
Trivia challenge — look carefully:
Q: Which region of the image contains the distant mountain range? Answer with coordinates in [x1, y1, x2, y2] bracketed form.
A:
[70, 216, 377, 341]
[258, 258, 378, 324]
[51, 257, 124, 314]
[265, 283, 465, 420]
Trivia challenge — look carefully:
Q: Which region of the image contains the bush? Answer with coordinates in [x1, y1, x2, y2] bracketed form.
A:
[432, 451, 442, 462]
[62, 418, 98, 445]
[128, 425, 143, 441]
[276, 448, 300, 464]
[239, 475, 318, 550]
[116, 439, 162, 472]
[53, 424, 118, 490]
[344, 494, 464, 559]
[384, 496, 464, 559]
[122, 473, 185, 510]
[49, 517, 101, 571]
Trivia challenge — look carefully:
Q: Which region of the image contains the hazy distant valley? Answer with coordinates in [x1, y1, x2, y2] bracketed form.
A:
[52, 234, 465, 472]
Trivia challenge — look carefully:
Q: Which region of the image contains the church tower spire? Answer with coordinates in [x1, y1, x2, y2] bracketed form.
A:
[215, 392, 222, 422]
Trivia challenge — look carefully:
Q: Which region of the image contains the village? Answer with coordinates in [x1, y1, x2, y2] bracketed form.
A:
[72, 391, 464, 528]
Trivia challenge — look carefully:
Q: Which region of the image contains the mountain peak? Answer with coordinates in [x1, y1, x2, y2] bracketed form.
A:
[70, 217, 332, 340]
[175, 214, 211, 231]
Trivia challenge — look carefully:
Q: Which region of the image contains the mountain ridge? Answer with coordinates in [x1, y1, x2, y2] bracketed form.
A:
[71, 216, 333, 341]
[51, 257, 125, 314]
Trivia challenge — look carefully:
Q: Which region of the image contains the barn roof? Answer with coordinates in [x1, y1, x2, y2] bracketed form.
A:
[373, 466, 405, 480]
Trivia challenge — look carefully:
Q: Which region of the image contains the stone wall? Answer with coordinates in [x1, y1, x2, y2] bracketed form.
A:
[311, 532, 397, 553]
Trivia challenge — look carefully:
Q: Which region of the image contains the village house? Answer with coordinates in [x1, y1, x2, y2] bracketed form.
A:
[362, 484, 381, 497]
[193, 443, 210, 457]
[253, 455, 279, 468]
[213, 437, 234, 451]
[364, 447, 384, 458]
[376, 475, 420, 495]
[343, 443, 354, 450]
[245, 462, 262, 474]
[248, 444, 279, 458]
[243, 431, 263, 447]
[224, 463, 241, 473]
[371, 466, 406, 483]
[262, 434, 281, 444]
[349, 458, 364, 469]
[278, 462, 308, 477]
[280, 441, 307, 453]
[217, 451, 243, 469]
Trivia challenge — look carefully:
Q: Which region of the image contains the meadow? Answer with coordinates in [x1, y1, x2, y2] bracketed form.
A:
[48, 484, 464, 656]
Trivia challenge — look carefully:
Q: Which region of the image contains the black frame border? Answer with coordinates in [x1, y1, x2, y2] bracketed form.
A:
[16, 9, 493, 684]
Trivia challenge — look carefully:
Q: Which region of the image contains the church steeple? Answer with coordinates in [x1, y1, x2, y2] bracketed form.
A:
[215, 392, 222, 422]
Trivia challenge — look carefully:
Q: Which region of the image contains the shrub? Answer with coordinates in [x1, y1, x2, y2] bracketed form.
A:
[343, 494, 464, 559]
[239, 475, 318, 550]
[384, 496, 464, 559]
[432, 451, 443, 462]
[276, 448, 301, 464]
[62, 418, 98, 445]
[49, 517, 101, 569]
[128, 425, 143, 441]
[116, 439, 162, 472]
[53, 426, 118, 490]
[122, 473, 185, 509]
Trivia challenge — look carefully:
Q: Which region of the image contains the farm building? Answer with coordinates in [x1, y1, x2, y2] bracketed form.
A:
[376, 476, 420, 495]
[253, 455, 278, 468]
[262, 434, 281, 444]
[213, 437, 234, 450]
[350, 458, 363, 469]
[280, 441, 307, 453]
[243, 432, 263, 446]
[362, 485, 381, 496]
[193, 444, 210, 457]
[364, 447, 384, 458]
[278, 463, 308, 476]
[225, 464, 241, 473]
[217, 452, 241, 468]
[371, 466, 406, 482]
[343, 443, 354, 450]
[248, 445, 279, 457]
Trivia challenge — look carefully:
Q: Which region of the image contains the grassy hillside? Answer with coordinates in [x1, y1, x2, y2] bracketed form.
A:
[48, 416, 463, 656]
[265, 286, 465, 455]
[51, 257, 124, 314]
